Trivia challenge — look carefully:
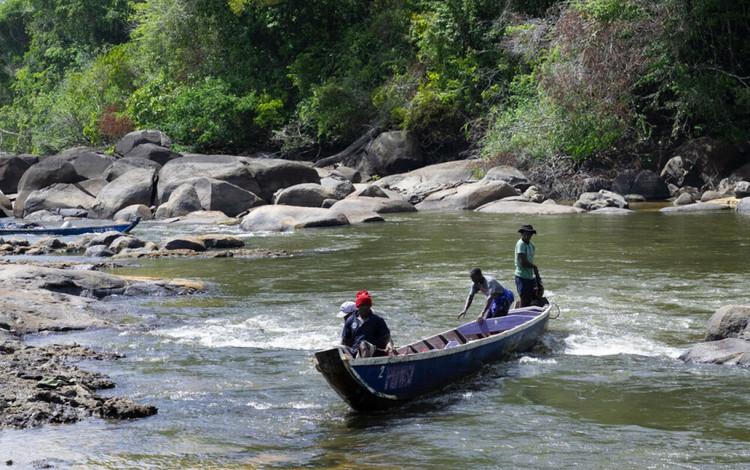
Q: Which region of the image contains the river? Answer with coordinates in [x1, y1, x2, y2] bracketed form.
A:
[3, 208, 750, 469]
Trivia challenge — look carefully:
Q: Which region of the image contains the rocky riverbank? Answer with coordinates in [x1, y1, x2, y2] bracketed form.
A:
[0, 258, 211, 429]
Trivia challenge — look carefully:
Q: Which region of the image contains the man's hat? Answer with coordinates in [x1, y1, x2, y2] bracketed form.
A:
[355, 290, 372, 307]
[518, 224, 537, 234]
[336, 301, 357, 318]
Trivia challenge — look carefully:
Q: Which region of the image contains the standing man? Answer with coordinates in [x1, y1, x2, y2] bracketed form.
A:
[341, 291, 396, 357]
[458, 267, 514, 324]
[515, 224, 539, 307]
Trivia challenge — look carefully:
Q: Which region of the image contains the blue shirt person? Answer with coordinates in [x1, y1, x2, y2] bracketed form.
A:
[341, 290, 395, 357]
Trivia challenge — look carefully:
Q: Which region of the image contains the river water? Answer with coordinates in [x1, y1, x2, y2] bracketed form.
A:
[2, 208, 750, 469]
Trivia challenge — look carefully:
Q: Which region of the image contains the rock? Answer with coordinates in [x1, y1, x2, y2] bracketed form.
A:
[674, 192, 695, 205]
[113, 204, 153, 221]
[250, 158, 321, 203]
[240, 205, 350, 232]
[612, 169, 670, 201]
[89, 231, 134, 247]
[735, 181, 750, 198]
[14, 157, 85, 217]
[523, 185, 546, 203]
[84, 245, 115, 257]
[22, 183, 96, 216]
[160, 210, 234, 225]
[582, 176, 610, 193]
[679, 338, 750, 366]
[700, 190, 724, 202]
[704, 305, 750, 342]
[330, 165, 364, 183]
[660, 156, 704, 188]
[329, 196, 417, 214]
[101, 397, 158, 419]
[70, 152, 116, 180]
[0, 191, 13, 217]
[320, 174, 355, 199]
[416, 180, 519, 211]
[90, 168, 157, 219]
[78, 178, 109, 198]
[737, 197, 750, 214]
[273, 183, 339, 207]
[0, 156, 31, 194]
[360, 130, 424, 177]
[104, 157, 162, 182]
[197, 234, 245, 249]
[588, 207, 634, 214]
[155, 183, 202, 219]
[350, 185, 389, 199]
[161, 236, 207, 251]
[476, 200, 584, 214]
[109, 236, 146, 253]
[482, 165, 530, 188]
[157, 154, 262, 204]
[574, 190, 628, 211]
[375, 160, 479, 203]
[122, 143, 182, 166]
[659, 202, 728, 213]
[193, 177, 264, 217]
[114, 129, 172, 156]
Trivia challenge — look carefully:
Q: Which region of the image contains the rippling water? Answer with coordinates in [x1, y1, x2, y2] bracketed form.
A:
[4, 209, 750, 469]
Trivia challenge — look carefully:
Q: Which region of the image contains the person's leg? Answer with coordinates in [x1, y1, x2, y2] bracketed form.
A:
[517, 276, 534, 307]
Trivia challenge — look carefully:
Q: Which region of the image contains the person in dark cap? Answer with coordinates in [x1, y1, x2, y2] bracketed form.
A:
[514, 224, 539, 307]
[341, 290, 395, 358]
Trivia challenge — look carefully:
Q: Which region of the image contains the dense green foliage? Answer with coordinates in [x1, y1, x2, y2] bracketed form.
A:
[0, 0, 748, 165]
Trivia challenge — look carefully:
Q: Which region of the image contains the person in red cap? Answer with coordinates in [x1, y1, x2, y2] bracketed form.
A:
[341, 290, 395, 357]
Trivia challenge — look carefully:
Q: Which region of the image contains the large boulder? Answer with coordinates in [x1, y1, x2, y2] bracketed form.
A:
[274, 183, 339, 207]
[14, 157, 85, 217]
[0, 156, 31, 194]
[114, 130, 172, 156]
[320, 174, 355, 199]
[89, 168, 157, 219]
[416, 180, 519, 211]
[249, 158, 320, 203]
[193, 177, 264, 216]
[0, 192, 12, 217]
[574, 190, 628, 211]
[375, 160, 479, 204]
[705, 305, 750, 342]
[122, 143, 182, 166]
[660, 156, 704, 188]
[240, 205, 349, 232]
[482, 165, 530, 187]
[659, 202, 728, 213]
[70, 152, 117, 180]
[476, 200, 584, 214]
[113, 204, 153, 221]
[680, 305, 750, 366]
[612, 169, 670, 201]
[734, 181, 750, 198]
[155, 183, 203, 219]
[329, 196, 417, 214]
[22, 183, 96, 216]
[104, 157, 162, 182]
[359, 131, 424, 177]
[157, 155, 261, 204]
[737, 197, 750, 214]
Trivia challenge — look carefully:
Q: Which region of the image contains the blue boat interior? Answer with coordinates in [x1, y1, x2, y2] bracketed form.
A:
[395, 309, 543, 356]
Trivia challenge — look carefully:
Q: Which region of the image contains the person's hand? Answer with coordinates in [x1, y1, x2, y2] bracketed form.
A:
[457, 310, 467, 319]
[475, 315, 484, 324]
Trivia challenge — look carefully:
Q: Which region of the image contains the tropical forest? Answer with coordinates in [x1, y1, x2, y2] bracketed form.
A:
[0, 0, 748, 173]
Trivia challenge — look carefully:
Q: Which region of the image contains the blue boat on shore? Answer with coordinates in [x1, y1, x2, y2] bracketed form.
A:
[0, 217, 140, 237]
[315, 304, 551, 411]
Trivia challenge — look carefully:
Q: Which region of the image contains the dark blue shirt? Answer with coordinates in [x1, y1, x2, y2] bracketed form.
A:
[342, 311, 390, 351]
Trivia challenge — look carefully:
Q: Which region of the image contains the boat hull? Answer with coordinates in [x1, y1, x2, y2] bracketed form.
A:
[315, 305, 550, 411]
[0, 217, 140, 236]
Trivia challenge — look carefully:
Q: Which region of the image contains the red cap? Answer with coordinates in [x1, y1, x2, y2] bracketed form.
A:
[355, 290, 372, 307]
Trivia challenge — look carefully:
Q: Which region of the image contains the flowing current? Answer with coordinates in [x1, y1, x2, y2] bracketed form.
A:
[3, 209, 750, 469]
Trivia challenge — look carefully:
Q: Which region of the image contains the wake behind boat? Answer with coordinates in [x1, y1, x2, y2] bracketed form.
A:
[0, 217, 140, 236]
[315, 304, 551, 411]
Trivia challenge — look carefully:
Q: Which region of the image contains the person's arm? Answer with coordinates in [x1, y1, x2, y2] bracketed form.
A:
[383, 334, 395, 353]
[476, 294, 496, 323]
[458, 293, 474, 319]
[341, 323, 352, 347]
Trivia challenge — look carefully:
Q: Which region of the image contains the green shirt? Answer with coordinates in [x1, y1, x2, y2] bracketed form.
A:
[515, 238, 535, 279]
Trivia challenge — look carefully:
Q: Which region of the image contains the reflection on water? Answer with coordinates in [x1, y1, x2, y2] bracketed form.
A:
[6, 210, 750, 468]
